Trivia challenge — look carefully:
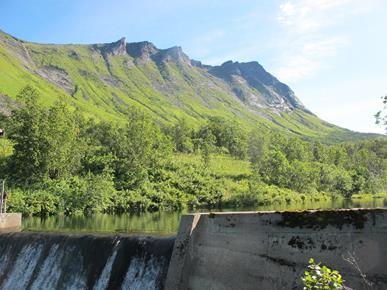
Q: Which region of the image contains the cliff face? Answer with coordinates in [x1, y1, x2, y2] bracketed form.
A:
[0, 30, 374, 141]
[103, 38, 307, 114]
[208, 60, 307, 113]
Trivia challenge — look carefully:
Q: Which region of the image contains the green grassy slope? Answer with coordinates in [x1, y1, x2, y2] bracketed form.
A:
[0, 30, 378, 142]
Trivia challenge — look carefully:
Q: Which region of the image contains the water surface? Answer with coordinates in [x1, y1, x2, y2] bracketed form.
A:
[23, 198, 387, 235]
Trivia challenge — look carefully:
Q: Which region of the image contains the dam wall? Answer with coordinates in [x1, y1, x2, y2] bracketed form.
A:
[165, 209, 387, 290]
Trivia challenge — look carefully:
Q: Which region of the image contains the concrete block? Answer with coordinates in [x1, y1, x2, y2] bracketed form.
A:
[0, 213, 22, 233]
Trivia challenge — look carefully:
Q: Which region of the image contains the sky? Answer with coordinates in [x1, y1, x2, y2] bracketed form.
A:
[1, 0, 386, 134]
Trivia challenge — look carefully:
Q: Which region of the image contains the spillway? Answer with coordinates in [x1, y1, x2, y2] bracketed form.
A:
[0, 232, 174, 290]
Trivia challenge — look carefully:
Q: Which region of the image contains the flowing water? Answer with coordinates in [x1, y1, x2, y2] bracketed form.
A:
[0, 233, 174, 289]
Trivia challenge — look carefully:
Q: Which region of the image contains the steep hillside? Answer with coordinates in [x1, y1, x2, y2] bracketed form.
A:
[0, 30, 377, 141]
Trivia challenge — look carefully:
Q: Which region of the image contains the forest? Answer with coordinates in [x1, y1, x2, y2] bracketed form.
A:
[0, 86, 386, 216]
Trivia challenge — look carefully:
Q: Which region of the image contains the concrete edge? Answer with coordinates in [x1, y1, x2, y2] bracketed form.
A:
[182, 208, 387, 216]
[164, 213, 201, 290]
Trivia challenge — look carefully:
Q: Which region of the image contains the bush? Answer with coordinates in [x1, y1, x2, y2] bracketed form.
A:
[149, 160, 224, 209]
[7, 188, 59, 216]
[43, 173, 115, 215]
[302, 258, 344, 290]
[111, 190, 153, 212]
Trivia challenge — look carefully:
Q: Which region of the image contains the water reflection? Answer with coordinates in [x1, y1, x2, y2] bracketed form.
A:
[22, 198, 387, 235]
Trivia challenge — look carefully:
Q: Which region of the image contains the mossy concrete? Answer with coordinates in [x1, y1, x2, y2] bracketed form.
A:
[165, 209, 387, 290]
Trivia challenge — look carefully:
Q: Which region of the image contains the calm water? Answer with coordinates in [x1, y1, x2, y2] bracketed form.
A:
[22, 198, 387, 235]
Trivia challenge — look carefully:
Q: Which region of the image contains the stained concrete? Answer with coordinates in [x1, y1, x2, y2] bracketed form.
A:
[165, 209, 387, 290]
[0, 213, 21, 233]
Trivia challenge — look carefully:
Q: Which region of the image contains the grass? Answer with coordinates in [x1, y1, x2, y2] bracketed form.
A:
[173, 153, 251, 178]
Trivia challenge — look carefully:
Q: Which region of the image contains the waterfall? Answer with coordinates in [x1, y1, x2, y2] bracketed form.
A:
[0, 233, 174, 290]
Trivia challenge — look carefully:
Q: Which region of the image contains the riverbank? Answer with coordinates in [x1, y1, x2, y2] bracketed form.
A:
[7, 153, 386, 217]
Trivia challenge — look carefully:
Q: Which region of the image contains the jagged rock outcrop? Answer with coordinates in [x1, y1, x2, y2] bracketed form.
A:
[208, 61, 306, 112]
[157, 46, 191, 64]
[89, 37, 307, 113]
[126, 42, 191, 65]
[126, 41, 158, 60]
[98, 37, 127, 56]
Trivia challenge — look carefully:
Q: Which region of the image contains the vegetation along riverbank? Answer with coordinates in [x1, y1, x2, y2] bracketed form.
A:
[0, 86, 385, 217]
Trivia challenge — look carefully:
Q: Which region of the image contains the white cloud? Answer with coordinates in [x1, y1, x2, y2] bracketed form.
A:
[277, 0, 352, 33]
[274, 0, 374, 82]
[276, 36, 348, 81]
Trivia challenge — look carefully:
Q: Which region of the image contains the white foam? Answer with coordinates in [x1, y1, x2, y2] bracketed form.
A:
[93, 249, 118, 290]
[121, 256, 164, 290]
[2, 243, 44, 290]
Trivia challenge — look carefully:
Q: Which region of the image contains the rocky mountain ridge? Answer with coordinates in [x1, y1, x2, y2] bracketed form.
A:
[96, 37, 306, 114]
[0, 30, 377, 142]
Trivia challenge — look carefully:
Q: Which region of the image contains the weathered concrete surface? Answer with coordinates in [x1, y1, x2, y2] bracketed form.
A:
[165, 209, 387, 290]
[0, 213, 21, 233]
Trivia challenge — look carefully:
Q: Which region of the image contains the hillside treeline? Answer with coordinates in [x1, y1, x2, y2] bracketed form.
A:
[0, 86, 386, 215]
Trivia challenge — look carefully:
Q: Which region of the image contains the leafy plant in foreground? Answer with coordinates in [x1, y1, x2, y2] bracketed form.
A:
[302, 258, 344, 290]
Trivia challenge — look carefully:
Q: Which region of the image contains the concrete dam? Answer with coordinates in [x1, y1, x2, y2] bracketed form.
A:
[0, 208, 386, 289]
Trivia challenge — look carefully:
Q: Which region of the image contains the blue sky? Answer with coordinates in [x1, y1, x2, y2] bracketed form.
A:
[1, 0, 386, 133]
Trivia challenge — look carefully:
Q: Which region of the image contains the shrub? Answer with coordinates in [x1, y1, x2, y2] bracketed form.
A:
[41, 173, 115, 215]
[302, 258, 344, 290]
[7, 188, 59, 216]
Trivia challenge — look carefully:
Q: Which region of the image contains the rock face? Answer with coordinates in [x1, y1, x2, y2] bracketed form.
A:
[106, 35, 307, 112]
[126, 41, 158, 60]
[34, 36, 307, 114]
[100, 37, 127, 56]
[126, 42, 191, 65]
[209, 61, 306, 112]
[99, 37, 306, 113]
[157, 46, 191, 64]
[36, 65, 75, 95]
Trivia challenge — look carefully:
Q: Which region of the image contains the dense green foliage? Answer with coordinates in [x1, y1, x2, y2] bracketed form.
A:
[250, 133, 386, 197]
[302, 258, 344, 290]
[1, 87, 386, 216]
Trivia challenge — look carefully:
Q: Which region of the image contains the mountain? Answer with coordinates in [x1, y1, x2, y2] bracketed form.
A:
[0, 30, 378, 141]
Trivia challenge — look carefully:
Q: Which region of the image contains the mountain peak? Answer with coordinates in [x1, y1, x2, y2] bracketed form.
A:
[118, 37, 126, 44]
[126, 41, 158, 60]
[158, 46, 190, 64]
[100, 37, 127, 56]
[209, 60, 305, 112]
